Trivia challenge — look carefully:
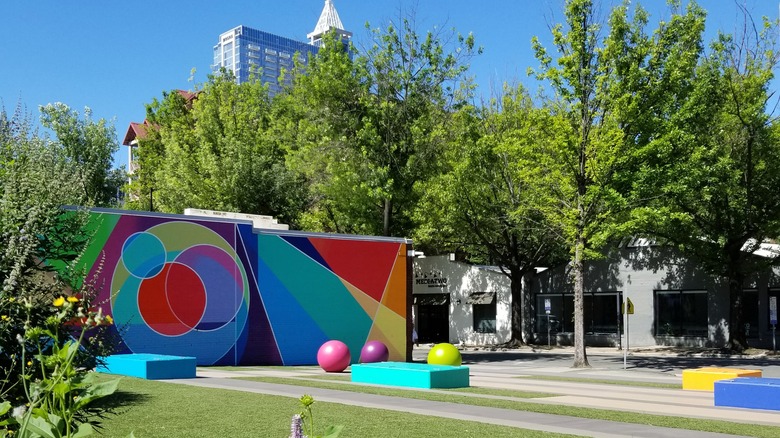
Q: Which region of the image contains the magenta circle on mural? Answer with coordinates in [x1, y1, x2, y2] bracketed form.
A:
[173, 245, 245, 331]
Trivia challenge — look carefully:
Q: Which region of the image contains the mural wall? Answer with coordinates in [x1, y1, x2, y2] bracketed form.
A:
[78, 209, 411, 366]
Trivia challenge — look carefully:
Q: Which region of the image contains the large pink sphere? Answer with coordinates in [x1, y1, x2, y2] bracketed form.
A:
[360, 340, 389, 363]
[317, 340, 351, 372]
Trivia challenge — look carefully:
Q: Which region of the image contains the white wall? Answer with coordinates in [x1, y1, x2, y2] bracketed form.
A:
[413, 255, 512, 345]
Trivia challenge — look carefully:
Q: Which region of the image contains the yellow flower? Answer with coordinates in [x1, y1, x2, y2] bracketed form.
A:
[53, 296, 65, 307]
[8, 297, 15, 303]
[1, 315, 8, 321]
[105, 315, 114, 324]
[26, 361, 32, 366]
[67, 296, 79, 303]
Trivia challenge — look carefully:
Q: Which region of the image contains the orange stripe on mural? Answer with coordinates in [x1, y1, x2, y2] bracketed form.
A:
[381, 248, 408, 318]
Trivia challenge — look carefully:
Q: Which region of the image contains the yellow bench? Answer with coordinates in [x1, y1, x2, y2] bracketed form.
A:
[682, 367, 762, 391]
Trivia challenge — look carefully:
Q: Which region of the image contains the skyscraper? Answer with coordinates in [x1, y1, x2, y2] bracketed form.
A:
[212, 0, 351, 95]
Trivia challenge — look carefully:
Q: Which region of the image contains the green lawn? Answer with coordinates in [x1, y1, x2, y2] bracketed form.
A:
[237, 376, 780, 438]
[93, 376, 579, 438]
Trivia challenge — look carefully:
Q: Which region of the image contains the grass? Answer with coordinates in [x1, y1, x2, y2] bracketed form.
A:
[238, 376, 780, 438]
[293, 373, 555, 397]
[91, 375, 579, 438]
[518, 374, 682, 389]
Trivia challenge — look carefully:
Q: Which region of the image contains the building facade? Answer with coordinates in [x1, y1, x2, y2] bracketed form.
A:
[211, 0, 351, 95]
[412, 255, 513, 346]
[532, 239, 780, 349]
[412, 242, 780, 350]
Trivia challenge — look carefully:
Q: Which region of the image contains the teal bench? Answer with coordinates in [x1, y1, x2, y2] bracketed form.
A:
[351, 361, 469, 389]
[96, 353, 196, 380]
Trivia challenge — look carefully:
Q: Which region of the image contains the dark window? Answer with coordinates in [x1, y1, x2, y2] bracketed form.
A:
[743, 289, 759, 338]
[535, 292, 621, 334]
[473, 302, 496, 333]
[654, 290, 707, 337]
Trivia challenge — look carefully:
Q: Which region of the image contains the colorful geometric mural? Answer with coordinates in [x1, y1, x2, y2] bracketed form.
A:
[78, 209, 410, 366]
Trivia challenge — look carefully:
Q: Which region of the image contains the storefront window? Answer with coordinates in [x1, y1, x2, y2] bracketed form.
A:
[654, 290, 707, 337]
[743, 289, 759, 338]
[536, 292, 621, 334]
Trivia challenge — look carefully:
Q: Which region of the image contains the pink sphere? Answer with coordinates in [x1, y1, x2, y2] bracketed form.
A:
[360, 340, 389, 363]
[317, 340, 351, 372]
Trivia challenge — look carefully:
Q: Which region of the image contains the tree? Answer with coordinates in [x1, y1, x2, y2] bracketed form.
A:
[415, 85, 566, 345]
[0, 104, 117, 415]
[284, 18, 480, 237]
[631, 8, 780, 351]
[39, 103, 122, 207]
[531, 0, 707, 366]
[132, 74, 309, 225]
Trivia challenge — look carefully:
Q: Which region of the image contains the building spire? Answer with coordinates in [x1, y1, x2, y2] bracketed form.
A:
[307, 0, 352, 46]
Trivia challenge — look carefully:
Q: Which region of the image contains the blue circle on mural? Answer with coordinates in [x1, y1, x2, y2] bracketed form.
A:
[121, 232, 166, 278]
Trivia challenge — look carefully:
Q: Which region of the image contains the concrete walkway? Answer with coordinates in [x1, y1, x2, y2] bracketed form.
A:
[157, 348, 780, 438]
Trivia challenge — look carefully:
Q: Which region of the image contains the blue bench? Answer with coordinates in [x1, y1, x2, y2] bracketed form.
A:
[714, 377, 780, 410]
[96, 353, 196, 380]
[351, 361, 469, 389]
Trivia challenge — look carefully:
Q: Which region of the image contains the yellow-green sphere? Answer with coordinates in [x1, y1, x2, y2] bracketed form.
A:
[427, 343, 462, 366]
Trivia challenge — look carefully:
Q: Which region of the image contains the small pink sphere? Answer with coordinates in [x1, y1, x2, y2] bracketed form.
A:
[360, 340, 389, 363]
[317, 340, 351, 372]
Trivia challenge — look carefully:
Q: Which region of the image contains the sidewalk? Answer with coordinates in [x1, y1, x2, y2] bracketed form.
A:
[164, 349, 780, 438]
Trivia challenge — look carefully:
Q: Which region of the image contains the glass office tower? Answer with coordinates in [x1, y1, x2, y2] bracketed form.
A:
[212, 0, 351, 96]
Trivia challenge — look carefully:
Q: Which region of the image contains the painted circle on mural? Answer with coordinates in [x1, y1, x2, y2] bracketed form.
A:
[121, 232, 166, 278]
[138, 263, 207, 336]
[173, 245, 245, 331]
[115, 223, 249, 342]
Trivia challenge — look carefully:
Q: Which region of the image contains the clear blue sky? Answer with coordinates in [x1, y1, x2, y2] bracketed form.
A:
[1, 1, 776, 171]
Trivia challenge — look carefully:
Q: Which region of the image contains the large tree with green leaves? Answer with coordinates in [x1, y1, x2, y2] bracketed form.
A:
[630, 8, 780, 351]
[131, 73, 309, 225]
[283, 18, 480, 237]
[415, 86, 567, 344]
[531, 0, 707, 366]
[39, 103, 123, 207]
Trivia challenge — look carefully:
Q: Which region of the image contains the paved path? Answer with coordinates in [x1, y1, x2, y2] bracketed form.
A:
[162, 347, 780, 438]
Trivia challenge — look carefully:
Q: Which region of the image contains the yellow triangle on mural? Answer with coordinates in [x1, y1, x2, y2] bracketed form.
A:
[341, 280, 379, 317]
[366, 304, 407, 361]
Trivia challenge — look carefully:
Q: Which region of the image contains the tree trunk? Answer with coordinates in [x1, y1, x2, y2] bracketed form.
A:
[509, 268, 526, 345]
[727, 265, 747, 352]
[572, 237, 590, 368]
[383, 198, 392, 236]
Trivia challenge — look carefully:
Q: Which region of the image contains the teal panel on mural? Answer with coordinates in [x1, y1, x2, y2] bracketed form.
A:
[257, 234, 373, 357]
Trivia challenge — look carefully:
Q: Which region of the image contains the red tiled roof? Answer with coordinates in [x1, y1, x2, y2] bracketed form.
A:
[122, 120, 152, 146]
[122, 90, 199, 146]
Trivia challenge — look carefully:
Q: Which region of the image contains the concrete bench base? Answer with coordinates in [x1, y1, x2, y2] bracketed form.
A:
[682, 367, 762, 391]
[96, 353, 196, 380]
[351, 361, 469, 389]
[715, 377, 780, 410]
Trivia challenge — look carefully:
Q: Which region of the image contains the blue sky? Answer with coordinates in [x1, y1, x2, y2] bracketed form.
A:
[1, 0, 777, 171]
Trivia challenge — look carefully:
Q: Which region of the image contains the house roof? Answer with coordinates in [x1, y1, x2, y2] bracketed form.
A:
[122, 90, 199, 146]
[122, 120, 151, 146]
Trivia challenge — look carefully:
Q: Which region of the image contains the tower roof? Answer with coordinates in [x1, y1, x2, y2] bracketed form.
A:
[307, 0, 351, 45]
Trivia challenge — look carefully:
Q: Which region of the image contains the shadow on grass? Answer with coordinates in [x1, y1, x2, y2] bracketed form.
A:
[82, 390, 152, 434]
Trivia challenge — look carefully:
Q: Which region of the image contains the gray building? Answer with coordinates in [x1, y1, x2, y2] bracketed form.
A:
[532, 238, 780, 349]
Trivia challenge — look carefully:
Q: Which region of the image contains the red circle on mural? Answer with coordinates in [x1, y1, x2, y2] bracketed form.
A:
[138, 263, 206, 336]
